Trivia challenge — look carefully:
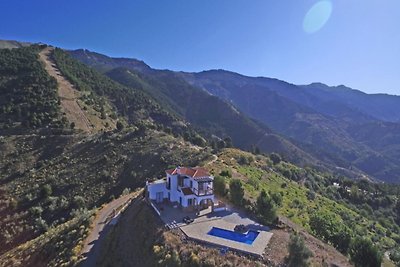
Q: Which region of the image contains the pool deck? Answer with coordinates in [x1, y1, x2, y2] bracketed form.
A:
[153, 202, 273, 257]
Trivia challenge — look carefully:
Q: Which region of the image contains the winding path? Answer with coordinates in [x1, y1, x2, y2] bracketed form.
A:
[78, 189, 143, 267]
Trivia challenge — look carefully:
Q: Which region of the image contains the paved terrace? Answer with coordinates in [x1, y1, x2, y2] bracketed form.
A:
[153, 202, 273, 257]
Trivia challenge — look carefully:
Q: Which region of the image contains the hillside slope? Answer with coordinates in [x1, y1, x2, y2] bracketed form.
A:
[69, 49, 319, 167]
[39, 47, 115, 132]
[0, 45, 212, 266]
[181, 70, 400, 183]
[0, 40, 31, 49]
[302, 83, 400, 123]
[0, 42, 399, 267]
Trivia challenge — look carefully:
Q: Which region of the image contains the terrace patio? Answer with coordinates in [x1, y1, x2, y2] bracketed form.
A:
[151, 201, 273, 257]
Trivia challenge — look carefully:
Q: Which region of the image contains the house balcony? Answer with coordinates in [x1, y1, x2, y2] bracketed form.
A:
[178, 186, 213, 196]
[193, 187, 213, 196]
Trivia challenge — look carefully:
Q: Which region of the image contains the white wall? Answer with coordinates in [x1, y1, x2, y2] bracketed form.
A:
[183, 177, 191, 188]
[150, 173, 215, 207]
[168, 174, 179, 202]
[147, 181, 167, 200]
[192, 179, 199, 191]
[196, 194, 215, 204]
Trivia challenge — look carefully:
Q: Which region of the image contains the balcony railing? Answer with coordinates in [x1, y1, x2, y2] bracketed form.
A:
[193, 187, 213, 196]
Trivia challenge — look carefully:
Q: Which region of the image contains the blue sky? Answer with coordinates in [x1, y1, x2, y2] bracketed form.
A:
[1, 0, 399, 95]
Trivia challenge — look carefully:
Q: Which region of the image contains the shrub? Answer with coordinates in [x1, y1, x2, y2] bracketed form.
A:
[229, 179, 244, 206]
[389, 249, 400, 264]
[41, 184, 53, 198]
[219, 169, 232, 178]
[203, 258, 216, 267]
[214, 175, 227, 196]
[191, 135, 206, 147]
[122, 188, 130, 196]
[256, 190, 277, 224]
[349, 237, 382, 267]
[72, 196, 86, 209]
[30, 206, 43, 217]
[237, 155, 249, 165]
[270, 153, 282, 165]
[34, 217, 49, 232]
[189, 252, 200, 267]
[309, 211, 351, 253]
[9, 198, 18, 210]
[287, 233, 312, 267]
[165, 249, 181, 267]
[307, 190, 316, 200]
[271, 191, 283, 206]
[224, 137, 233, 148]
[116, 121, 124, 131]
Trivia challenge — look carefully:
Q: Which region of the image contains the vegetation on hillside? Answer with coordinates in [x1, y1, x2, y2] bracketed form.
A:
[69, 49, 320, 166]
[52, 49, 183, 132]
[0, 127, 210, 265]
[185, 70, 400, 184]
[208, 148, 400, 265]
[287, 233, 312, 267]
[1, 44, 399, 267]
[0, 46, 65, 130]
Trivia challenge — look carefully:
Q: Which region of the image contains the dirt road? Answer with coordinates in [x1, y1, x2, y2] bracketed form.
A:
[39, 47, 92, 132]
[78, 189, 144, 267]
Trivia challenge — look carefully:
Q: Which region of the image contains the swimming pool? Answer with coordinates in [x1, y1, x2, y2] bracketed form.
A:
[207, 227, 259, 245]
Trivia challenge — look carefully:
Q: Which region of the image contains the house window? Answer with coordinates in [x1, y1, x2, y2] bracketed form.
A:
[178, 175, 184, 187]
[190, 180, 193, 188]
[167, 177, 171, 190]
[188, 198, 193, 206]
[198, 182, 204, 191]
[179, 197, 182, 205]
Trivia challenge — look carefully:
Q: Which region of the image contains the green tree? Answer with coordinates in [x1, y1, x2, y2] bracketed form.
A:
[238, 155, 249, 165]
[270, 153, 282, 165]
[72, 196, 86, 209]
[116, 121, 124, 131]
[395, 200, 400, 223]
[256, 190, 277, 224]
[214, 175, 227, 196]
[287, 233, 312, 267]
[219, 169, 232, 178]
[349, 237, 382, 267]
[192, 135, 206, 147]
[309, 211, 351, 253]
[229, 179, 244, 206]
[224, 137, 233, 148]
[164, 249, 181, 267]
[271, 191, 283, 206]
[41, 184, 52, 198]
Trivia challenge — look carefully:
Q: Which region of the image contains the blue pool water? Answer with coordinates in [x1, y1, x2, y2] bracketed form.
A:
[207, 227, 259, 245]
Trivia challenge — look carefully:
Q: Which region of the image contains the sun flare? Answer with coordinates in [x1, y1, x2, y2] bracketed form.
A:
[303, 0, 333, 34]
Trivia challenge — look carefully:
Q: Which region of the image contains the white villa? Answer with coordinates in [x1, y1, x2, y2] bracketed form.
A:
[146, 166, 215, 211]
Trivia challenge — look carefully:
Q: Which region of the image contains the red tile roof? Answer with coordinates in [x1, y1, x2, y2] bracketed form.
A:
[165, 167, 211, 180]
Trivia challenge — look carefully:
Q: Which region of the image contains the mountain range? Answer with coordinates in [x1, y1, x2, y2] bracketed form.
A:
[69, 48, 400, 184]
[1, 39, 400, 267]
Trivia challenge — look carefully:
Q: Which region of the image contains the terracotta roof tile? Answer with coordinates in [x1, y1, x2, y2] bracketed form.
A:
[165, 167, 211, 180]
